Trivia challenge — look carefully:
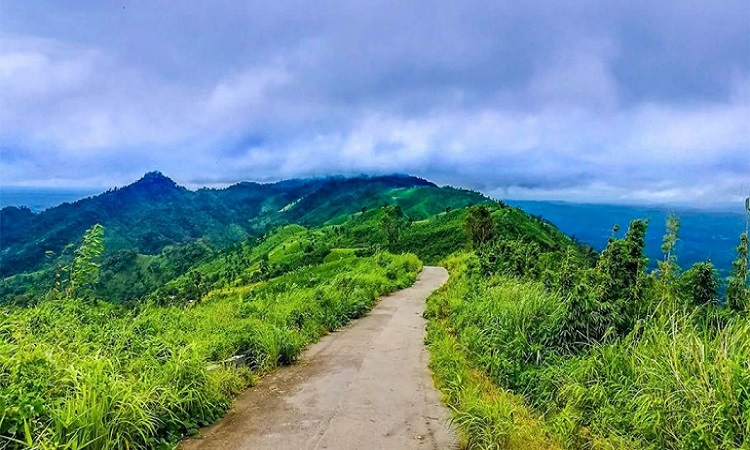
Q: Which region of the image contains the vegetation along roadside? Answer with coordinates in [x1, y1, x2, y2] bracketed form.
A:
[426, 207, 750, 449]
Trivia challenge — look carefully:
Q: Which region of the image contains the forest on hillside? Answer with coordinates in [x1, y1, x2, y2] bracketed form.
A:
[0, 174, 485, 306]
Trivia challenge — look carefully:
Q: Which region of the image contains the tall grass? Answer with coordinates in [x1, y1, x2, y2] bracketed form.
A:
[427, 314, 561, 450]
[425, 253, 560, 450]
[425, 253, 750, 449]
[546, 310, 750, 449]
[0, 252, 421, 449]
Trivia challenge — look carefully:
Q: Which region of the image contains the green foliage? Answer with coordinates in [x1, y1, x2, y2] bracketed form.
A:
[466, 205, 495, 248]
[426, 210, 750, 449]
[426, 252, 750, 449]
[380, 205, 407, 247]
[681, 260, 721, 307]
[6, 175, 747, 450]
[0, 190, 582, 449]
[2, 175, 489, 305]
[658, 213, 681, 303]
[591, 219, 650, 337]
[391, 208, 473, 263]
[66, 223, 105, 301]
[478, 239, 544, 279]
[726, 232, 749, 312]
[336, 201, 573, 267]
[546, 309, 750, 449]
[149, 225, 332, 305]
[471, 217, 609, 351]
[425, 254, 560, 450]
[0, 251, 421, 448]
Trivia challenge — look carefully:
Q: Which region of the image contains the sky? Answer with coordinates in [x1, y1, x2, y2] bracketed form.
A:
[1, 1, 748, 207]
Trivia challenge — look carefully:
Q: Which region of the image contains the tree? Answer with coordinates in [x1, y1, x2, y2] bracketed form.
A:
[726, 232, 749, 311]
[465, 205, 495, 248]
[67, 224, 105, 301]
[258, 253, 270, 279]
[556, 246, 582, 293]
[681, 260, 720, 307]
[594, 219, 649, 336]
[657, 214, 680, 306]
[381, 205, 407, 247]
[478, 238, 540, 278]
[192, 271, 203, 296]
[659, 214, 680, 281]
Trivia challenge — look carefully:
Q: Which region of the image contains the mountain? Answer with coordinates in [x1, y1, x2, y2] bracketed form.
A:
[2, 179, 747, 450]
[0, 172, 489, 280]
[5, 173, 743, 449]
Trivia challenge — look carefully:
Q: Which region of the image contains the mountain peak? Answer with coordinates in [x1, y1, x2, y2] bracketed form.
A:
[132, 171, 179, 188]
[139, 171, 174, 183]
[116, 171, 183, 199]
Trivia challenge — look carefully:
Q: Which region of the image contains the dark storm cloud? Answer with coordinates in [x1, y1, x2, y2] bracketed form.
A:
[0, 0, 748, 205]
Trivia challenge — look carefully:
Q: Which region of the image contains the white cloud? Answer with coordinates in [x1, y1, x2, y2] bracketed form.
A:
[206, 65, 292, 124]
[527, 39, 619, 111]
[0, 1, 747, 206]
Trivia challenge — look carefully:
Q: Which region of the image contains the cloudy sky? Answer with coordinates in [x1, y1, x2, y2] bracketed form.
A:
[1, 1, 748, 206]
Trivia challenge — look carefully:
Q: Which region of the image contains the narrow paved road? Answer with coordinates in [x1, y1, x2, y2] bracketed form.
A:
[181, 266, 456, 450]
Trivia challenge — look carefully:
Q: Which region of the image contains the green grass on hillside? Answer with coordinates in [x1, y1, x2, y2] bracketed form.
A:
[426, 254, 561, 450]
[426, 250, 750, 449]
[1, 174, 487, 306]
[6, 192, 739, 450]
[0, 252, 422, 449]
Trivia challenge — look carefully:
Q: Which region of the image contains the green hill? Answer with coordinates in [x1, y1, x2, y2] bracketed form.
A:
[2, 171, 746, 449]
[0, 173, 489, 304]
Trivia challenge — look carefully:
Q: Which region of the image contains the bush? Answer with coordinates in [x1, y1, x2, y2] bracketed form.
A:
[425, 252, 750, 449]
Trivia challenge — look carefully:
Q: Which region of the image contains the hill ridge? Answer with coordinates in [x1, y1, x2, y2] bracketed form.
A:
[0, 173, 489, 280]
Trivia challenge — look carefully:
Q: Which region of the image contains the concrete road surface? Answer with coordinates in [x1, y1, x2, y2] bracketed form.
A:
[181, 266, 457, 450]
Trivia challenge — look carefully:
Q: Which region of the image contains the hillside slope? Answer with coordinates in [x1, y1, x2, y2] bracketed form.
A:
[0, 173, 487, 278]
[0, 173, 490, 304]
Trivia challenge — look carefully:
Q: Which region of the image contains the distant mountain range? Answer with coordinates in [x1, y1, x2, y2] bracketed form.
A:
[0, 172, 488, 278]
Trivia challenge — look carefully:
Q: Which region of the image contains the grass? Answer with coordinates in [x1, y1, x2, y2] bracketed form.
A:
[0, 252, 422, 449]
[425, 252, 750, 449]
[544, 310, 750, 449]
[7, 199, 744, 450]
[424, 253, 560, 449]
[427, 310, 561, 450]
[323, 248, 358, 263]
